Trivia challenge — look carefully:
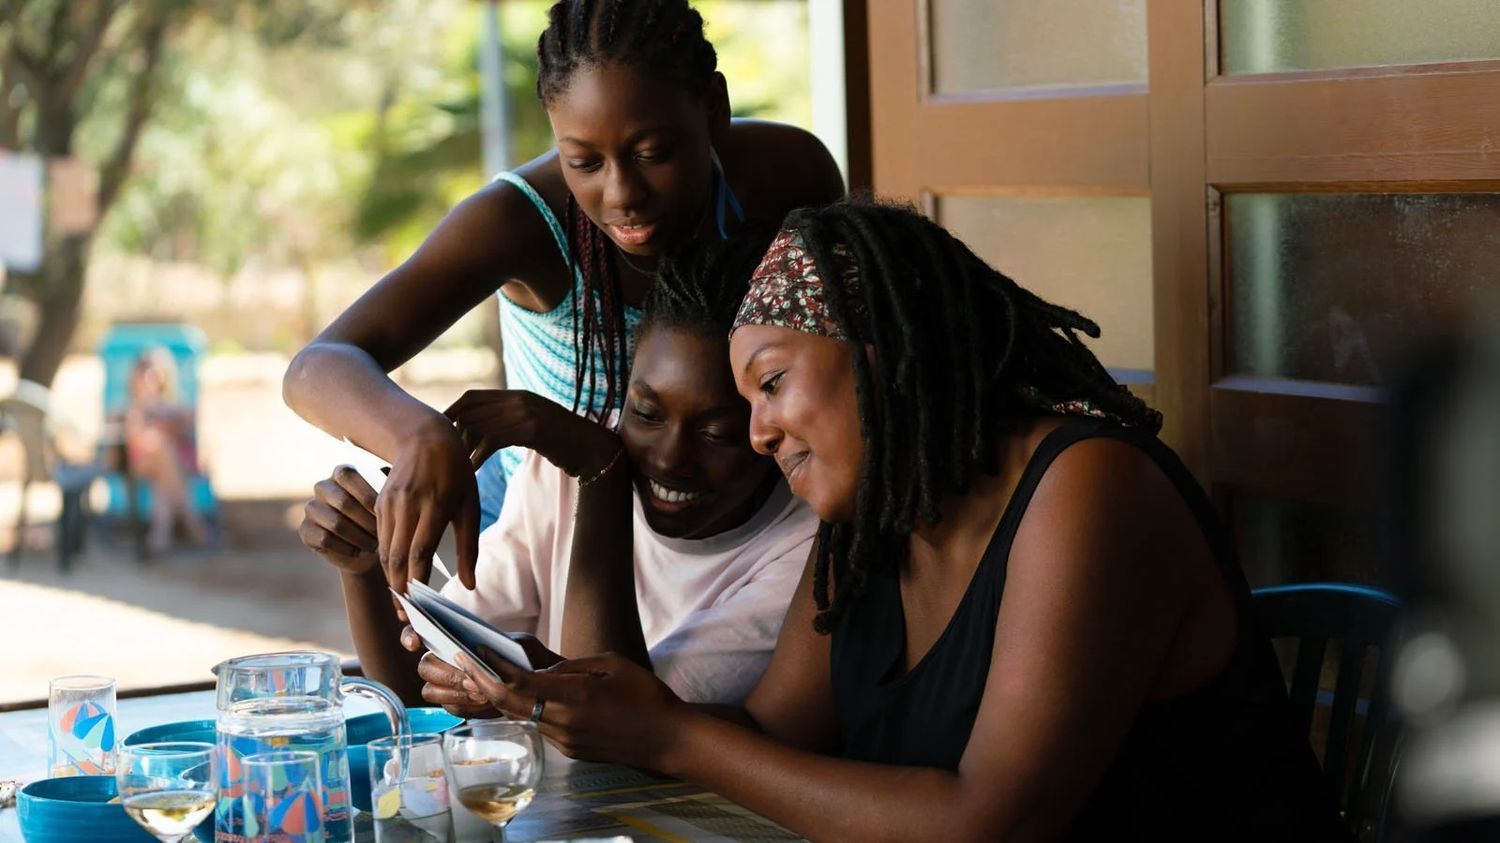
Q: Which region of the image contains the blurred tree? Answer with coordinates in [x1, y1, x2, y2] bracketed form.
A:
[354, 2, 552, 262]
[355, 0, 811, 257]
[0, 0, 372, 388]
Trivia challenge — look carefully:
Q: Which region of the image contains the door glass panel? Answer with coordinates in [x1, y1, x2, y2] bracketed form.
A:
[929, 0, 1147, 94]
[1220, 0, 1500, 75]
[1227, 192, 1500, 386]
[938, 195, 1153, 374]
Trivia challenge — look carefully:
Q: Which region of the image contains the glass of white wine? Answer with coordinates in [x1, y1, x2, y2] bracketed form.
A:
[442, 722, 543, 843]
[116, 742, 217, 843]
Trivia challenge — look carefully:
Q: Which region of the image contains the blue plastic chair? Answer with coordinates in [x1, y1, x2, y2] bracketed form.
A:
[1253, 583, 1401, 842]
[98, 323, 216, 521]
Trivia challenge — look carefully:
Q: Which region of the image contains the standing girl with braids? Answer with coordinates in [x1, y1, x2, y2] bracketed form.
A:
[284, 0, 842, 595]
[453, 199, 1351, 841]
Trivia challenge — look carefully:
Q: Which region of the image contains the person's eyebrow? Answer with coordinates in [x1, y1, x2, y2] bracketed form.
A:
[740, 342, 784, 378]
[558, 126, 673, 149]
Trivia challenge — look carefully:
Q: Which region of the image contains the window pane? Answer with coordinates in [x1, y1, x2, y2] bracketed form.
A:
[929, 0, 1147, 95]
[938, 195, 1153, 373]
[1227, 193, 1500, 386]
[1220, 0, 1500, 75]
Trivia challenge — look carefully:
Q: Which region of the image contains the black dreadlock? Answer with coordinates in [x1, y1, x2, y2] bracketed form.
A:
[788, 198, 1162, 634]
[536, 0, 720, 419]
[638, 225, 775, 347]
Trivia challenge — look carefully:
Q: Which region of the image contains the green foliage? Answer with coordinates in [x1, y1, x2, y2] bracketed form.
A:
[1, 0, 816, 371]
[354, 1, 553, 261]
[352, 0, 814, 260]
[88, 0, 460, 275]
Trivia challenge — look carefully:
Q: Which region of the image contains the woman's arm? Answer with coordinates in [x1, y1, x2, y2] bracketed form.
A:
[298, 466, 425, 705]
[442, 389, 644, 664]
[283, 164, 567, 593]
[738, 541, 841, 752]
[557, 446, 645, 664]
[462, 439, 1203, 841]
[339, 568, 425, 706]
[462, 543, 844, 746]
[669, 441, 1200, 840]
[284, 177, 558, 459]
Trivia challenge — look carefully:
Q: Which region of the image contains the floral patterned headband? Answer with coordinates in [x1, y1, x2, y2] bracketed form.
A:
[732, 226, 1161, 430]
[731, 227, 867, 340]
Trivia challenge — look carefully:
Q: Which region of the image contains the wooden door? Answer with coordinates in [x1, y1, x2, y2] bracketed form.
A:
[1199, 1, 1500, 585]
[866, 0, 1500, 587]
[867, 0, 1157, 404]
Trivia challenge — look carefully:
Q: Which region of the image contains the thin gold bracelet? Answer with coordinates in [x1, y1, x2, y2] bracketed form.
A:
[576, 444, 624, 489]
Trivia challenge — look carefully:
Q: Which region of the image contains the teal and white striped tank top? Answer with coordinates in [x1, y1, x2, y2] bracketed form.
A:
[476, 172, 642, 527]
[477, 164, 743, 527]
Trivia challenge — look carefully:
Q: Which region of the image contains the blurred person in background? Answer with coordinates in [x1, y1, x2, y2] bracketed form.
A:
[1385, 325, 1500, 839]
[124, 346, 208, 555]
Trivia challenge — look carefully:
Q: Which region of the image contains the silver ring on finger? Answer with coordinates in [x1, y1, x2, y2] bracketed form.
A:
[529, 699, 546, 723]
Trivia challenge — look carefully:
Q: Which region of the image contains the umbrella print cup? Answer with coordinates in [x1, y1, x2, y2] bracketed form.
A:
[49, 675, 118, 777]
[243, 751, 324, 843]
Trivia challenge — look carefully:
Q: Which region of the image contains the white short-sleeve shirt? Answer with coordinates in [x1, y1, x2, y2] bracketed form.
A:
[440, 449, 817, 704]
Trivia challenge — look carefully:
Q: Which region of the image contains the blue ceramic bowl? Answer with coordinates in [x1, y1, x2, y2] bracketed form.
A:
[18, 776, 155, 843]
[346, 707, 464, 812]
[123, 718, 216, 747]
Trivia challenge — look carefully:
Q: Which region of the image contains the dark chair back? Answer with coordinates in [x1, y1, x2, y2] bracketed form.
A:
[1253, 583, 1401, 841]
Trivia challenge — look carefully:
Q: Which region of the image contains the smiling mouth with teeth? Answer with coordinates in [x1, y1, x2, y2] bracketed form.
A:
[648, 479, 704, 504]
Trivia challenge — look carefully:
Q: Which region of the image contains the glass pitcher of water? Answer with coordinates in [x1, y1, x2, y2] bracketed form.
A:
[213, 651, 409, 843]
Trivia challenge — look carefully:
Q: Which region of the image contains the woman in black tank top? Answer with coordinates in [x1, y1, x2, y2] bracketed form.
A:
[451, 198, 1350, 841]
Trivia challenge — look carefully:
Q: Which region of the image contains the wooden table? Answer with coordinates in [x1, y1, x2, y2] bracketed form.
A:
[0, 690, 799, 842]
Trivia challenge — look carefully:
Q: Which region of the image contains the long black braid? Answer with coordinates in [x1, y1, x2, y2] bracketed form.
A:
[536, 0, 720, 418]
[787, 198, 1162, 633]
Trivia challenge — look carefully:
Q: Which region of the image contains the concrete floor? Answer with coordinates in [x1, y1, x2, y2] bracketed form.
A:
[1, 525, 355, 706]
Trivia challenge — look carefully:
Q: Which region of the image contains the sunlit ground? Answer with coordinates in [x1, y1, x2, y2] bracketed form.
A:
[0, 349, 490, 706]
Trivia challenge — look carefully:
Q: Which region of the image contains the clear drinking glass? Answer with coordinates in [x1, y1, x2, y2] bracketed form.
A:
[116, 742, 217, 843]
[48, 674, 117, 776]
[243, 750, 325, 843]
[369, 734, 454, 842]
[442, 722, 542, 843]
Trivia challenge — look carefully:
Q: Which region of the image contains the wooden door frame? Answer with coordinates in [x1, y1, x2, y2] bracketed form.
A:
[1198, 0, 1500, 507]
[867, 1, 1150, 199]
[1146, 0, 1211, 480]
[862, 0, 1500, 511]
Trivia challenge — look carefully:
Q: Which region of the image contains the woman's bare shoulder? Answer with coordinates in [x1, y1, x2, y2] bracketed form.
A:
[721, 120, 845, 214]
[504, 150, 570, 217]
[1009, 425, 1207, 603]
[450, 150, 575, 306]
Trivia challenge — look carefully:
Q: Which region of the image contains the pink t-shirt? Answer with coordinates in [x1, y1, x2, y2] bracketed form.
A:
[441, 450, 817, 704]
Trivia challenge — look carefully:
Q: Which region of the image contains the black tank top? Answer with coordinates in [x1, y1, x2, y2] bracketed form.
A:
[829, 418, 1349, 840]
